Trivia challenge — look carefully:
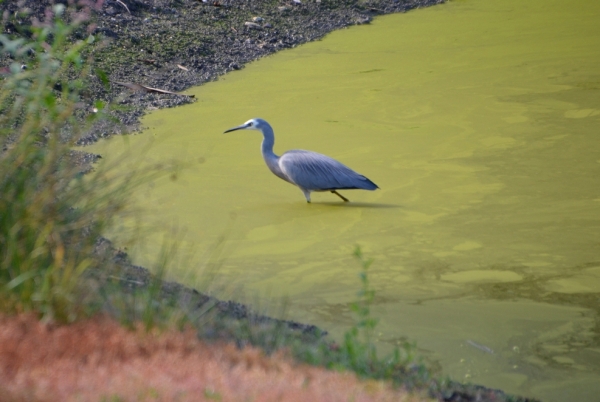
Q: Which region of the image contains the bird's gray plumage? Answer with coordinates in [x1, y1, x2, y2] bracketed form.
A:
[280, 150, 377, 191]
[224, 118, 379, 203]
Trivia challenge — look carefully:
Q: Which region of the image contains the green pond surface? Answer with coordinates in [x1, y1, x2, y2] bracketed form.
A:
[88, 0, 600, 400]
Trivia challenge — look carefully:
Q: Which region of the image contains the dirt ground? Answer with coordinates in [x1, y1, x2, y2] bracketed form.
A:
[1, 0, 444, 142]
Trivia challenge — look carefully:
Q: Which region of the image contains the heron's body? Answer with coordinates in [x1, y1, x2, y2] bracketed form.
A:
[224, 118, 379, 203]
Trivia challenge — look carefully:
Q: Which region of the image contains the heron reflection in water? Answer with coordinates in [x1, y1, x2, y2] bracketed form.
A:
[224, 118, 379, 203]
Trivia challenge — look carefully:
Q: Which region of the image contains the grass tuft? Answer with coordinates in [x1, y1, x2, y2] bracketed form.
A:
[0, 4, 174, 323]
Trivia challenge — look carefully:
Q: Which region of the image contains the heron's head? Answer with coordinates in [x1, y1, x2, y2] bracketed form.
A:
[223, 118, 269, 133]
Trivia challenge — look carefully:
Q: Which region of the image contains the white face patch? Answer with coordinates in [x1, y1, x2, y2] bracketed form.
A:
[243, 119, 258, 130]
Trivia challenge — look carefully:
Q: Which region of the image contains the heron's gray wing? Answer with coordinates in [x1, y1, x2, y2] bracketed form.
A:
[279, 150, 378, 191]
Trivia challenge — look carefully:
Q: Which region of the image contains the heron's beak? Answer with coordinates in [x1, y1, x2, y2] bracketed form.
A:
[223, 123, 248, 133]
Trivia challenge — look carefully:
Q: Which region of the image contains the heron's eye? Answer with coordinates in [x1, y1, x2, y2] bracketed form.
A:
[248, 122, 254, 126]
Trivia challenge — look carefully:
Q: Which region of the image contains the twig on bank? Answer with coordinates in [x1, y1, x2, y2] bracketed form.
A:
[107, 275, 145, 286]
[115, 0, 131, 14]
[111, 80, 195, 97]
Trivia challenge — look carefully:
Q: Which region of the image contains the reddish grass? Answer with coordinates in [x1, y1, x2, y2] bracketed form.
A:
[0, 314, 430, 402]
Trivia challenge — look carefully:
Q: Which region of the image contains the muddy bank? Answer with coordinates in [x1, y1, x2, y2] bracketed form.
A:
[3, 0, 443, 142]
[87, 0, 443, 140]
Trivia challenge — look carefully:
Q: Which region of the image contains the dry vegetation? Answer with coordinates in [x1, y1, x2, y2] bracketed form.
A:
[0, 313, 430, 402]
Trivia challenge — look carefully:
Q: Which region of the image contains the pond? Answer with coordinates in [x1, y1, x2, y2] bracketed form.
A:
[88, 0, 600, 400]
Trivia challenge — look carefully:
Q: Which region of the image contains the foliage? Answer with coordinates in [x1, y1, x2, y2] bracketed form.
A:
[0, 4, 169, 323]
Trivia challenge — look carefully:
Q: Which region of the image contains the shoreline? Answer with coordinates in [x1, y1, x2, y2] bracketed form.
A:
[82, 0, 443, 142]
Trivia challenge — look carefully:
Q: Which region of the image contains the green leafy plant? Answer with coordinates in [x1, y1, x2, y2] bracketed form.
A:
[0, 4, 173, 323]
[0, 4, 94, 322]
[334, 247, 426, 383]
[269, 247, 431, 390]
[344, 246, 379, 366]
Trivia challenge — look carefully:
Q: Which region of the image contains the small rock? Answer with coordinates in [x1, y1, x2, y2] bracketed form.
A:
[292, 0, 301, 4]
[277, 6, 290, 11]
[355, 16, 372, 25]
[264, 23, 272, 28]
[252, 16, 264, 22]
[244, 21, 262, 29]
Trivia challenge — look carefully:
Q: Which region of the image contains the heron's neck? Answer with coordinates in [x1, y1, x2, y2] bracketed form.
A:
[260, 125, 279, 164]
[260, 124, 290, 182]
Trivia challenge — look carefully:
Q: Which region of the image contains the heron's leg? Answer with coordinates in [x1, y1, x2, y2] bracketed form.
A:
[331, 190, 350, 202]
[301, 189, 312, 203]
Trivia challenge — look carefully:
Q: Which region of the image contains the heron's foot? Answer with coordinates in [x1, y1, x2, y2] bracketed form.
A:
[331, 190, 350, 202]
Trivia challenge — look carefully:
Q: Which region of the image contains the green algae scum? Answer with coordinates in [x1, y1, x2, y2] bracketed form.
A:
[87, 0, 600, 400]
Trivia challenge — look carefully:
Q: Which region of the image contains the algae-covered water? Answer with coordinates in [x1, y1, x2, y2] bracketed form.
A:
[88, 0, 600, 399]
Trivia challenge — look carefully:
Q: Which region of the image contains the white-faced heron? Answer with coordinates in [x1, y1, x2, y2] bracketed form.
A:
[224, 118, 379, 203]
